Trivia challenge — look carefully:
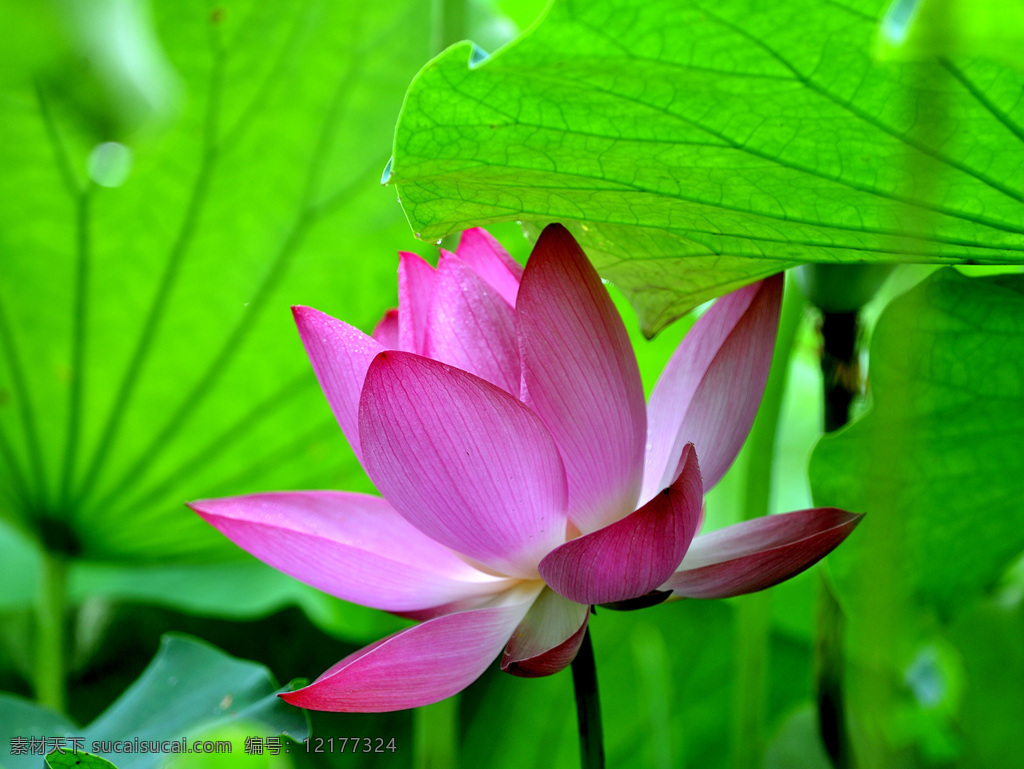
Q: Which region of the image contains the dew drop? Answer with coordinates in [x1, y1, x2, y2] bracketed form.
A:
[882, 0, 919, 44]
[468, 44, 490, 68]
[380, 156, 394, 184]
[87, 142, 133, 188]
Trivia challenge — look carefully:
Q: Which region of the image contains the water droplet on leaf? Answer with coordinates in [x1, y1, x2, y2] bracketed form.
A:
[469, 44, 490, 68]
[87, 142, 133, 188]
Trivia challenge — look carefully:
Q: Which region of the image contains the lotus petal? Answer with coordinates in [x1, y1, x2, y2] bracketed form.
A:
[424, 253, 520, 394]
[455, 227, 523, 306]
[293, 306, 383, 463]
[189, 491, 512, 614]
[282, 587, 539, 712]
[360, 351, 568, 578]
[518, 224, 646, 533]
[663, 508, 864, 599]
[398, 251, 436, 354]
[372, 308, 399, 348]
[539, 445, 702, 605]
[502, 587, 589, 677]
[641, 275, 783, 504]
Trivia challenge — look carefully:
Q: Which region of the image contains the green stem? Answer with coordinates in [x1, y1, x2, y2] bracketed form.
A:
[34, 552, 68, 713]
[571, 626, 604, 769]
[732, 593, 772, 769]
[432, 0, 466, 54]
[413, 696, 460, 769]
[732, 273, 804, 769]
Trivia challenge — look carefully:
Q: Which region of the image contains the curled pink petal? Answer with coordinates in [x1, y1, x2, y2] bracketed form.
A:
[424, 253, 520, 394]
[518, 224, 646, 533]
[641, 275, 783, 504]
[282, 587, 539, 712]
[371, 308, 399, 348]
[359, 351, 568, 578]
[398, 251, 436, 354]
[293, 306, 383, 463]
[455, 227, 523, 306]
[662, 508, 864, 599]
[189, 491, 511, 614]
[502, 588, 589, 677]
[539, 445, 703, 605]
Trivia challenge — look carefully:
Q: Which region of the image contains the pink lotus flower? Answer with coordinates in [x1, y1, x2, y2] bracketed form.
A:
[190, 225, 860, 712]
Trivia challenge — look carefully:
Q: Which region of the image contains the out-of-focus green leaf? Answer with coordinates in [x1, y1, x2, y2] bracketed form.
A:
[764, 705, 831, 769]
[0, 634, 307, 769]
[46, 750, 119, 769]
[0, 512, 406, 646]
[495, 0, 549, 31]
[0, 0, 432, 565]
[948, 599, 1024, 768]
[0, 696, 77, 757]
[810, 269, 1024, 616]
[164, 723, 295, 769]
[72, 561, 409, 642]
[876, 0, 1024, 70]
[392, 0, 1024, 334]
[0, 520, 39, 610]
[83, 635, 307, 747]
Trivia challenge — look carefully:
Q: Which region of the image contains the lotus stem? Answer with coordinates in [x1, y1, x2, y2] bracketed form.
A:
[34, 551, 68, 713]
[571, 626, 604, 769]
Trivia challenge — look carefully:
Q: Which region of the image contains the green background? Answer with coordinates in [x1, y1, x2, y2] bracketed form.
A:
[2, 0, 1023, 767]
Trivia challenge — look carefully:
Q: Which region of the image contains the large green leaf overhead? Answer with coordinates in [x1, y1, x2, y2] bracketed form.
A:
[0, 0, 431, 562]
[810, 269, 1024, 616]
[391, 0, 1024, 333]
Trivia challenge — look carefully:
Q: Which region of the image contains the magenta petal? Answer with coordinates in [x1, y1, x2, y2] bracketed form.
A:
[372, 308, 399, 348]
[189, 491, 511, 614]
[518, 224, 646, 533]
[539, 445, 703, 605]
[455, 227, 523, 306]
[398, 251, 436, 354]
[282, 588, 537, 712]
[359, 351, 568, 578]
[502, 588, 589, 678]
[662, 508, 864, 599]
[424, 253, 520, 394]
[293, 306, 383, 463]
[641, 275, 783, 504]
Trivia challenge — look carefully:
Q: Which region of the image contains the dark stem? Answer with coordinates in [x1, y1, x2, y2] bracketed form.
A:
[816, 578, 852, 769]
[820, 311, 859, 432]
[571, 626, 605, 769]
[816, 309, 860, 769]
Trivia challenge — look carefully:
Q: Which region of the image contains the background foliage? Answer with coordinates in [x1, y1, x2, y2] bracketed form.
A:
[2, 0, 1023, 768]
